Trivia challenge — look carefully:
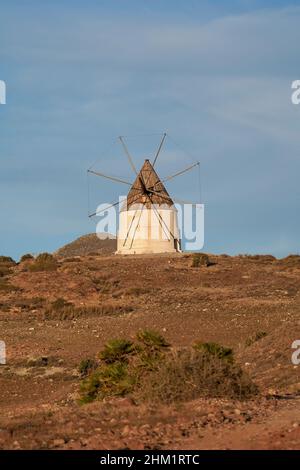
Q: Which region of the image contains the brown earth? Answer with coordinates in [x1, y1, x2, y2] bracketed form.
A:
[0, 251, 300, 450]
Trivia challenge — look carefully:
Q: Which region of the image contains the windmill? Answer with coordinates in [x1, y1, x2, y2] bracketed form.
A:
[88, 133, 200, 254]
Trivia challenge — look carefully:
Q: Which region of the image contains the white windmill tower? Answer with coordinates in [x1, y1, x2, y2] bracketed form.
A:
[88, 133, 200, 255]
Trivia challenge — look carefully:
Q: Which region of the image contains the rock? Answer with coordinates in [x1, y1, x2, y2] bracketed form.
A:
[121, 425, 130, 437]
[52, 438, 65, 447]
[13, 441, 21, 449]
[27, 356, 48, 367]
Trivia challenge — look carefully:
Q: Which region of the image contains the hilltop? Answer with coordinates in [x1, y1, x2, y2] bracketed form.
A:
[55, 233, 117, 258]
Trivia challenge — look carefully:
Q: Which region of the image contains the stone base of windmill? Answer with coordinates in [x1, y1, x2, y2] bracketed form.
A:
[116, 237, 181, 255]
[116, 208, 181, 255]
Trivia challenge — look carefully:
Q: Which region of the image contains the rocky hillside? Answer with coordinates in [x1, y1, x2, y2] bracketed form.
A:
[55, 233, 117, 258]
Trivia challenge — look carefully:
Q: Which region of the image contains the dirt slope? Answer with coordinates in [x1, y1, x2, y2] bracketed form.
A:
[0, 252, 300, 449]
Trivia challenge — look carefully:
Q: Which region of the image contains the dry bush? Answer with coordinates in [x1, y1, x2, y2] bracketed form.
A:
[0, 301, 10, 312]
[13, 297, 46, 311]
[0, 265, 12, 277]
[278, 255, 300, 266]
[44, 301, 133, 320]
[139, 348, 258, 404]
[0, 256, 16, 265]
[191, 253, 211, 268]
[246, 331, 267, 347]
[79, 332, 258, 405]
[125, 287, 154, 297]
[241, 254, 276, 263]
[0, 256, 16, 277]
[28, 253, 58, 272]
[20, 253, 34, 263]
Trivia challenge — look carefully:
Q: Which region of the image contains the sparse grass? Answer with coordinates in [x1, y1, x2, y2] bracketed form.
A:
[13, 297, 46, 311]
[191, 253, 211, 267]
[0, 265, 12, 277]
[246, 331, 267, 347]
[278, 255, 300, 266]
[44, 302, 133, 320]
[0, 279, 20, 292]
[50, 297, 73, 311]
[96, 278, 121, 294]
[79, 332, 258, 405]
[240, 254, 276, 263]
[62, 257, 82, 263]
[28, 253, 58, 272]
[125, 287, 153, 296]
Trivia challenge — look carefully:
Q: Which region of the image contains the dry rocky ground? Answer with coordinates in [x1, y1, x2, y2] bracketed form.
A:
[0, 242, 300, 450]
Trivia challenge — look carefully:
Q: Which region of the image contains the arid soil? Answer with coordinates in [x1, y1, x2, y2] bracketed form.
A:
[1, 251, 300, 450]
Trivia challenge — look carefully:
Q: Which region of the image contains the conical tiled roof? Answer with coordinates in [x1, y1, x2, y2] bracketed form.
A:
[125, 159, 174, 209]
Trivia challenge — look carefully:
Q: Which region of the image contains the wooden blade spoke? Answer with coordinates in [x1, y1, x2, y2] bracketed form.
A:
[118, 136, 138, 175]
[87, 169, 132, 186]
[153, 132, 167, 167]
[161, 161, 200, 184]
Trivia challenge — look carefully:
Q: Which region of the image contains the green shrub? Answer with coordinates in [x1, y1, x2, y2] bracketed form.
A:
[194, 342, 233, 362]
[100, 339, 135, 363]
[79, 333, 257, 405]
[191, 253, 211, 267]
[80, 362, 135, 403]
[79, 358, 98, 377]
[28, 253, 58, 272]
[136, 329, 170, 349]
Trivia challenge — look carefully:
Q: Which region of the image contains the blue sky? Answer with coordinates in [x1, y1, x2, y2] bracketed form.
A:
[0, 0, 300, 259]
